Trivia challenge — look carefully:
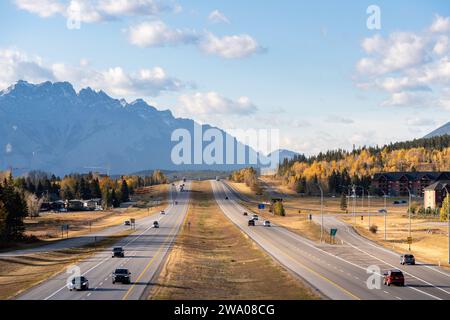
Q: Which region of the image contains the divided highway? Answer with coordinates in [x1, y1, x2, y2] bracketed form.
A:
[17, 182, 190, 300]
[212, 180, 450, 300]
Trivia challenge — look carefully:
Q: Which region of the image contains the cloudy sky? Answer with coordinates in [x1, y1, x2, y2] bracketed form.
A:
[0, 0, 449, 155]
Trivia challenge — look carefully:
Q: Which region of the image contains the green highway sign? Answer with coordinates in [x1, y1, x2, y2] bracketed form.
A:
[330, 229, 338, 237]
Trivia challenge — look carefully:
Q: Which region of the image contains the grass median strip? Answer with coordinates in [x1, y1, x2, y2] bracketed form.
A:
[0, 230, 133, 300]
[150, 181, 320, 300]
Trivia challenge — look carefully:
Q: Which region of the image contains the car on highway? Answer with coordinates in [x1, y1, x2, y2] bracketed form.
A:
[112, 269, 131, 284]
[153, 221, 160, 228]
[252, 215, 259, 221]
[160, 210, 166, 215]
[264, 221, 271, 227]
[225, 196, 229, 200]
[124, 220, 131, 226]
[383, 270, 405, 286]
[68, 276, 89, 291]
[248, 219, 256, 227]
[243, 212, 248, 216]
[112, 247, 125, 258]
[400, 254, 416, 265]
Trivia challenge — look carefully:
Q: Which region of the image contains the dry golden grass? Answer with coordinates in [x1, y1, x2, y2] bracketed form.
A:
[342, 214, 450, 269]
[18, 184, 168, 246]
[150, 181, 320, 300]
[0, 230, 133, 300]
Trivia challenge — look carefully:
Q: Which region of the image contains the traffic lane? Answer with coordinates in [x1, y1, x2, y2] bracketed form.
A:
[18, 184, 189, 300]
[316, 215, 450, 300]
[3, 185, 177, 257]
[213, 181, 439, 300]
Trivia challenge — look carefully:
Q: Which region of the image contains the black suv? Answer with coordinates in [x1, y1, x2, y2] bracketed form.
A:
[248, 219, 256, 227]
[112, 269, 131, 284]
[112, 247, 125, 258]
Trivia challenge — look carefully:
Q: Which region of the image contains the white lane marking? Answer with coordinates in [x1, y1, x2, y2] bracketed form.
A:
[43, 187, 180, 300]
[383, 291, 389, 294]
[326, 215, 450, 279]
[99, 282, 103, 286]
[344, 241, 450, 297]
[396, 296, 402, 300]
[214, 181, 443, 301]
[87, 293, 92, 297]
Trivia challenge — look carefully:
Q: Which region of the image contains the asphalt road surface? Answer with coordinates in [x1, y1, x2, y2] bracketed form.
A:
[17, 182, 190, 300]
[212, 180, 450, 300]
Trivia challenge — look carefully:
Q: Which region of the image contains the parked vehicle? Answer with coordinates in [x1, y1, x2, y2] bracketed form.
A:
[68, 276, 89, 291]
[153, 221, 160, 228]
[112, 269, 131, 284]
[112, 247, 125, 258]
[248, 220, 256, 227]
[383, 270, 405, 286]
[124, 221, 131, 226]
[400, 254, 416, 265]
[264, 221, 271, 227]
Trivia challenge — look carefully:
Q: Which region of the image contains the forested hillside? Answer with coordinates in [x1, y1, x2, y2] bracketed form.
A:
[277, 135, 450, 195]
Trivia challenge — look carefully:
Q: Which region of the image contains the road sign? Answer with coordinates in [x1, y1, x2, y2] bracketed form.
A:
[407, 237, 413, 244]
[330, 229, 338, 237]
[258, 204, 265, 210]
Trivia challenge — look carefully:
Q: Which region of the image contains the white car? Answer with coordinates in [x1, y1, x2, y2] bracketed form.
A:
[161, 210, 166, 215]
[68, 276, 89, 291]
[264, 221, 271, 227]
[252, 215, 259, 221]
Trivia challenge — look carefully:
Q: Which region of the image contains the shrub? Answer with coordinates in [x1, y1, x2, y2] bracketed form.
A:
[273, 202, 286, 217]
[369, 225, 378, 234]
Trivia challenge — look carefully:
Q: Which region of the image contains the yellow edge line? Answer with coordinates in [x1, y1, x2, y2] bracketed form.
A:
[216, 182, 361, 301]
[122, 200, 190, 300]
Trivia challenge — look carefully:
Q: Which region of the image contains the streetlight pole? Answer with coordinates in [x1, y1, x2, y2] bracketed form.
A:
[381, 189, 388, 241]
[352, 185, 357, 224]
[445, 186, 450, 265]
[406, 187, 412, 251]
[316, 184, 324, 243]
[367, 189, 371, 230]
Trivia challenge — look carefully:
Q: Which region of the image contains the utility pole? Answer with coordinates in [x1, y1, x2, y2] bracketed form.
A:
[316, 184, 324, 243]
[381, 190, 388, 241]
[352, 185, 357, 225]
[367, 189, 371, 230]
[445, 186, 450, 265]
[407, 187, 412, 251]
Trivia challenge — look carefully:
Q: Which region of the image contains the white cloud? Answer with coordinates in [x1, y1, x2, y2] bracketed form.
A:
[430, 14, 450, 33]
[325, 116, 354, 124]
[15, 0, 64, 17]
[126, 22, 264, 59]
[200, 32, 263, 59]
[356, 15, 450, 109]
[127, 20, 198, 47]
[208, 10, 230, 24]
[15, 0, 175, 22]
[406, 117, 436, 127]
[0, 48, 185, 98]
[177, 92, 257, 117]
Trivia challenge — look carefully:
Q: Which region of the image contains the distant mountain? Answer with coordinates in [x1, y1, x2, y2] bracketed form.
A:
[424, 122, 450, 138]
[0, 81, 265, 175]
[268, 149, 300, 161]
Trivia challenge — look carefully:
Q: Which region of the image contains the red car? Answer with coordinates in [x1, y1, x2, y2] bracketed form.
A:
[384, 270, 405, 286]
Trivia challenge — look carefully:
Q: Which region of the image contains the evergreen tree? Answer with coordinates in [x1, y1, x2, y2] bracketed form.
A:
[120, 180, 130, 203]
[111, 189, 120, 208]
[340, 193, 348, 212]
[441, 194, 450, 222]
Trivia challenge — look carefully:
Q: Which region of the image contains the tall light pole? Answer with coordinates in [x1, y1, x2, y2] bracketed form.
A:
[445, 185, 450, 265]
[381, 189, 388, 241]
[352, 185, 357, 224]
[367, 189, 371, 230]
[406, 187, 412, 251]
[316, 184, 324, 243]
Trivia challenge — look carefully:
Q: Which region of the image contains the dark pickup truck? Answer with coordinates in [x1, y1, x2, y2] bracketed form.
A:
[112, 269, 131, 284]
[112, 247, 125, 258]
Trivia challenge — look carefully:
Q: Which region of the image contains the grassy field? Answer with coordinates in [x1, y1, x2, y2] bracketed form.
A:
[256, 178, 450, 268]
[342, 215, 449, 268]
[8, 184, 168, 251]
[150, 181, 320, 300]
[0, 230, 133, 300]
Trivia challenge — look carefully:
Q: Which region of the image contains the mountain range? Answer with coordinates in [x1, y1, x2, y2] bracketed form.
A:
[424, 122, 450, 138]
[0, 81, 273, 175]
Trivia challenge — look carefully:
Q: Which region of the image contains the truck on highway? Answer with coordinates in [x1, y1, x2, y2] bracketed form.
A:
[112, 269, 131, 284]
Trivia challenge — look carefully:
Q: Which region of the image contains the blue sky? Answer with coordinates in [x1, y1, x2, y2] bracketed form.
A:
[0, 0, 449, 155]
